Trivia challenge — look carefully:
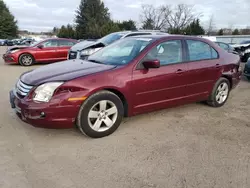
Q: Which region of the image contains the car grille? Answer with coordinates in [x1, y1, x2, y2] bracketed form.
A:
[68, 51, 77, 60]
[15, 79, 33, 98]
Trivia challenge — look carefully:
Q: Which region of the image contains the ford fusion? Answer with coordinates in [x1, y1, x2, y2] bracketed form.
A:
[10, 35, 242, 138]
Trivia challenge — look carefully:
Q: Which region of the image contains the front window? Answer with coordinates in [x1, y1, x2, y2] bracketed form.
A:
[99, 33, 127, 45]
[144, 40, 182, 66]
[42, 40, 58, 47]
[88, 38, 153, 65]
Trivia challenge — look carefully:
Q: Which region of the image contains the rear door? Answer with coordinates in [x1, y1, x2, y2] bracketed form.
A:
[184, 39, 221, 99]
[132, 39, 190, 114]
[57, 40, 76, 61]
[34, 39, 58, 62]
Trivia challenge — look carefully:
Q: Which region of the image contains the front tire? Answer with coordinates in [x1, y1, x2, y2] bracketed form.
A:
[77, 91, 124, 138]
[19, 54, 35, 66]
[207, 77, 230, 107]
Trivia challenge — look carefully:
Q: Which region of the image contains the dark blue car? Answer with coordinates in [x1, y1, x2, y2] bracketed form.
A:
[244, 58, 250, 80]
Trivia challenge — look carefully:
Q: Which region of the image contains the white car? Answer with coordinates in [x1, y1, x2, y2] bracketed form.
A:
[68, 30, 169, 60]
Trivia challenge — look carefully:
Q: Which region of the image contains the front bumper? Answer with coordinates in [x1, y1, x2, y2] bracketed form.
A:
[2, 53, 18, 64]
[9, 90, 81, 129]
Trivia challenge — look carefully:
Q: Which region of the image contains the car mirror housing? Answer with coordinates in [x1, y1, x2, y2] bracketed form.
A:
[37, 44, 44, 49]
[143, 59, 160, 69]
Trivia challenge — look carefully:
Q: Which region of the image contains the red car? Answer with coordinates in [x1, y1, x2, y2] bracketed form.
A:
[9, 35, 242, 138]
[3, 38, 77, 66]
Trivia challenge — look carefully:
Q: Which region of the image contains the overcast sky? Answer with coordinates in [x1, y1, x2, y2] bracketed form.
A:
[4, 0, 250, 32]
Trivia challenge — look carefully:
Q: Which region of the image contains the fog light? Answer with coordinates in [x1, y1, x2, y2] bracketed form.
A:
[40, 112, 46, 118]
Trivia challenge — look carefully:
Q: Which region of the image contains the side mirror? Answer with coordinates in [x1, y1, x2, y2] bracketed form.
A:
[37, 44, 44, 49]
[143, 59, 160, 69]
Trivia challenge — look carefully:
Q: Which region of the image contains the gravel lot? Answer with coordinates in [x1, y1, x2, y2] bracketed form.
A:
[0, 46, 250, 188]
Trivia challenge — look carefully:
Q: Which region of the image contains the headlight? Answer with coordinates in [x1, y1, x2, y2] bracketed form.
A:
[10, 49, 20, 53]
[81, 48, 97, 56]
[33, 82, 63, 102]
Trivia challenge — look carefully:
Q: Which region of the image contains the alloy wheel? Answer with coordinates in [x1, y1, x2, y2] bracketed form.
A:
[21, 55, 33, 66]
[88, 100, 118, 132]
[215, 82, 229, 104]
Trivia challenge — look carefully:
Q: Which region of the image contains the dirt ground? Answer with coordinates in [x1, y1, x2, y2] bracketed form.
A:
[0, 46, 250, 188]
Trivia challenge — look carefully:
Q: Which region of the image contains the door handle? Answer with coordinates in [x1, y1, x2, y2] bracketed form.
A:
[176, 69, 185, 74]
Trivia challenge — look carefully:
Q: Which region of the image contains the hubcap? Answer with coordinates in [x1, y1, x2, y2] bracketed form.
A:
[22, 55, 32, 65]
[88, 100, 118, 132]
[216, 82, 229, 104]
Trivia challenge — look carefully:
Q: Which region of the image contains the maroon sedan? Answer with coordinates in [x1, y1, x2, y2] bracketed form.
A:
[3, 38, 77, 66]
[9, 35, 242, 138]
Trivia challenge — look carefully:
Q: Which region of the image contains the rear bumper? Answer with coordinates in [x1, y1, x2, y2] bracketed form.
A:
[2, 54, 18, 64]
[10, 90, 81, 129]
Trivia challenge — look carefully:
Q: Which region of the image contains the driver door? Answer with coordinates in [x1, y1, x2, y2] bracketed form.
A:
[131, 39, 190, 114]
[34, 39, 58, 62]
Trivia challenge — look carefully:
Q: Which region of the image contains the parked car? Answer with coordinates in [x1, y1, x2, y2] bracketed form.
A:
[3, 38, 77, 66]
[68, 30, 168, 60]
[231, 40, 250, 62]
[0, 39, 6, 46]
[4, 39, 14, 46]
[9, 35, 242, 138]
[215, 42, 239, 55]
[243, 58, 250, 81]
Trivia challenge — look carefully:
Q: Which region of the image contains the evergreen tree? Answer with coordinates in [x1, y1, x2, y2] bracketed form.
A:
[217, 29, 223, 35]
[117, 20, 137, 30]
[232, 29, 239, 35]
[184, 19, 205, 35]
[75, 0, 111, 39]
[142, 18, 154, 30]
[0, 0, 18, 38]
[57, 25, 76, 39]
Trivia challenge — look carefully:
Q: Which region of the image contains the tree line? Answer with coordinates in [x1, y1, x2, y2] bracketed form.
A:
[1, 0, 250, 39]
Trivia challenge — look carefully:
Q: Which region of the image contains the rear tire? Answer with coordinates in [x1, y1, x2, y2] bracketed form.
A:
[19, 53, 35, 66]
[207, 77, 230, 107]
[77, 90, 124, 138]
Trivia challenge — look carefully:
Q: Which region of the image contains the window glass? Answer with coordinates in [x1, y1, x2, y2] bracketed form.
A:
[218, 43, 229, 50]
[42, 40, 58, 47]
[88, 38, 153, 65]
[58, 40, 75, 46]
[145, 40, 182, 65]
[187, 40, 218, 61]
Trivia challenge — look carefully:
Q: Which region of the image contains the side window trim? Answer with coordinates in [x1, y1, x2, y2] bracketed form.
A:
[135, 39, 185, 70]
[184, 39, 219, 62]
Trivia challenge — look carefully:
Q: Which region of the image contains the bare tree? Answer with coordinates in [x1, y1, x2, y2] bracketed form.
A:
[207, 14, 215, 35]
[140, 4, 200, 33]
[140, 4, 170, 30]
[166, 4, 199, 31]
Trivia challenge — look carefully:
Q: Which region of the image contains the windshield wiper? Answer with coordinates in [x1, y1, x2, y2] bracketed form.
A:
[88, 59, 103, 64]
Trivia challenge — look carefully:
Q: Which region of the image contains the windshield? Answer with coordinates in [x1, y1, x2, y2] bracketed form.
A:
[98, 33, 126, 45]
[240, 40, 250, 44]
[88, 38, 153, 66]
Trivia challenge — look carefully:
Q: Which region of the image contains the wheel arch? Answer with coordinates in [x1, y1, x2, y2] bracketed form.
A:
[221, 74, 232, 89]
[18, 52, 35, 64]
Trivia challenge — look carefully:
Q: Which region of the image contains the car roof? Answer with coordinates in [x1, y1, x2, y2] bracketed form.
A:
[128, 34, 217, 44]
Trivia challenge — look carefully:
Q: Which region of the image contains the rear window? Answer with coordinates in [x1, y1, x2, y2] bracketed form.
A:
[187, 40, 218, 61]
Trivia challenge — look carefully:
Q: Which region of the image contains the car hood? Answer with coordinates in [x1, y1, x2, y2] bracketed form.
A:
[20, 59, 116, 86]
[70, 40, 106, 51]
[7, 46, 30, 52]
